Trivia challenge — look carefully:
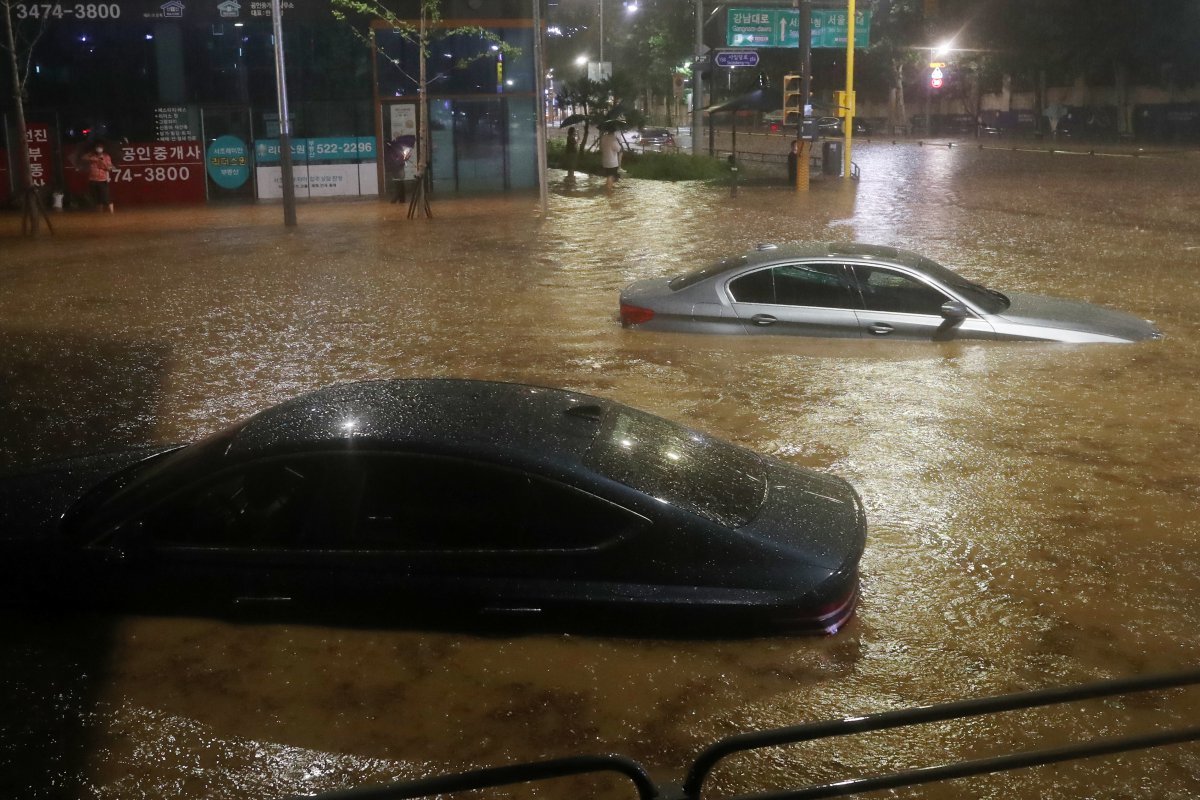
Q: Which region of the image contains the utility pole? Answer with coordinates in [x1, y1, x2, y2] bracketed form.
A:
[533, 0, 548, 211]
[795, 0, 811, 189]
[271, 0, 297, 227]
[692, 0, 703, 156]
[843, 0, 854, 179]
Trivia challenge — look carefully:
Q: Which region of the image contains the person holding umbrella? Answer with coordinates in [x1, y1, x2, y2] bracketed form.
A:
[82, 142, 116, 212]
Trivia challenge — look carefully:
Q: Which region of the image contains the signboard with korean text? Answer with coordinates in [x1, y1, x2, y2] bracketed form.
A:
[7, 0, 328, 24]
[715, 50, 760, 68]
[24, 123, 55, 189]
[154, 106, 197, 142]
[206, 135, 250, 189]
[726, 7, 871, 49]
[65, 141, 205, 204]
[253, 136, 378, 199]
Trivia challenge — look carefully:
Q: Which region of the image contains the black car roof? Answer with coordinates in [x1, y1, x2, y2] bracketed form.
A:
[226, 379, 609, 465]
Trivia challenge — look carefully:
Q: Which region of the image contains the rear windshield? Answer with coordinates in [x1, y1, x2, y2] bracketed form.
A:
[585, 407, 767, 528]
[668, 256, 747, 291]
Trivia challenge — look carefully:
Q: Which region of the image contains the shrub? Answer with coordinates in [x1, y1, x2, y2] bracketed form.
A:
[547, 138, 731, 183]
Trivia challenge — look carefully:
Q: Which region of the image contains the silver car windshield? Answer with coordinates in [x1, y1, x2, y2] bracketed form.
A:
[585, 406, 767, 528]
[916, 256, 1010, 313]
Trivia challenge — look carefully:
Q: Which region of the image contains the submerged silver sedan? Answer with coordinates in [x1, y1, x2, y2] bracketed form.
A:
[619, 243, 1163, 343]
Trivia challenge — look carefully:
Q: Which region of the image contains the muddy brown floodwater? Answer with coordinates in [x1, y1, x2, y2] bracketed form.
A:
[3, 142, 1200, 800]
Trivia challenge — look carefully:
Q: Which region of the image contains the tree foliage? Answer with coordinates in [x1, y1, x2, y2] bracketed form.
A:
[547, 0, 694, 123]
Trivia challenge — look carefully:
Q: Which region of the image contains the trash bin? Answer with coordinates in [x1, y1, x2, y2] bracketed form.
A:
[822, 140, 843, 176]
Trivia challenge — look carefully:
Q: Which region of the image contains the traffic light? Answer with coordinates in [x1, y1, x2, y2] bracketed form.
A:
[784, 73, 803, 126]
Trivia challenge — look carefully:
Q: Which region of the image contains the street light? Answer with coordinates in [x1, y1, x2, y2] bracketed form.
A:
[924, 41, 955, 136]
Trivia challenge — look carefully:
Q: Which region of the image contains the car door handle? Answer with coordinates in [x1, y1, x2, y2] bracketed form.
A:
[750, 314, 778, 326]
[867, 323, 894, 335]
[234, 596, 293, 604]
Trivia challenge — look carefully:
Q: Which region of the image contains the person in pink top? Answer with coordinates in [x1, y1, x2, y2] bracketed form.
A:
[83, 144, 115, 212]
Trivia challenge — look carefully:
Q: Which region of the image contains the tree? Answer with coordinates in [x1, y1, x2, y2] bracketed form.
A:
[331, 0, 518, 217]
[862, 0, 928, 134]
[546, 0, 694, 126]
[557, 73, 643, 153]
[1, 0, 52, 235]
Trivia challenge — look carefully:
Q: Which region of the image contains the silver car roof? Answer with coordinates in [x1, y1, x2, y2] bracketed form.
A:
[741, 242, 928, 271]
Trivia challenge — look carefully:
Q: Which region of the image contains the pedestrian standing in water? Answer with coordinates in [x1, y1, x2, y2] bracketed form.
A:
[599, 127, 622, 192]
[83, 143, 115, 212]
[565, 127, 578, 181]
[787, 139, 800, 187]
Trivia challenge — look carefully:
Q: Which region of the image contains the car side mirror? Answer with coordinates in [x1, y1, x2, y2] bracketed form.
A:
[940, 300, 969, 321]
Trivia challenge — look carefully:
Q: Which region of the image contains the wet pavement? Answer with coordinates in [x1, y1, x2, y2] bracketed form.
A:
[3, 142, 1200, 799]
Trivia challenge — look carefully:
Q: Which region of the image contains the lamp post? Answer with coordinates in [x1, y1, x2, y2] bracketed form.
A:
[925, 41, 953, 137]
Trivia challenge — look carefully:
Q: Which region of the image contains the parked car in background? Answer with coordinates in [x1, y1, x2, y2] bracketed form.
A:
[764, 113, 869, 136]
[636, 127, 676, 150]
[0, 379, 866, 635]
[620, 242, 1164, 343]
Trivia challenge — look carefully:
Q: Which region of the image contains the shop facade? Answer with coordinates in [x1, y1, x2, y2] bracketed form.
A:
[1, 0, 537, 205]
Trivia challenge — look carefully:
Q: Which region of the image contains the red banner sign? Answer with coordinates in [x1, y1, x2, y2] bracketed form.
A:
[26, 124, 54, 189]
[0, 148, 9, 204]
[66, 141, 206, 205]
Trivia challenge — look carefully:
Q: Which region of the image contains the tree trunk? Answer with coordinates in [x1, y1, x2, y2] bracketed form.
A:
[1114, 61, 1130, 136]
[3, 0, 39, 235]
[891, 59, 908, 134]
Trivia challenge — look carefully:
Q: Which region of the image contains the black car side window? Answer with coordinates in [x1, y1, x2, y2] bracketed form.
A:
[728, 268, 776, 304]
[852, 265, 950, 315]
[729, 264, 857, 309]
[347, 456, 643, 552]
[773, 263, 857, 308]
[124, 459, 323, 548]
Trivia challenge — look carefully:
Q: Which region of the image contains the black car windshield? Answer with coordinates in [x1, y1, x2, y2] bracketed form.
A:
[669, 256, 748, 291]
[585, 407, 767, 528]
[916, 256, 1011, 313]
[69, 425, 245, 536]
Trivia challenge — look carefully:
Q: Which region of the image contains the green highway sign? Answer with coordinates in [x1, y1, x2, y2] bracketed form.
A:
[727, 7, 871, 49]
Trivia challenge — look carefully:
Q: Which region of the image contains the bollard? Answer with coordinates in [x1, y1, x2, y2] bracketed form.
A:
[727, 153, 738, 197]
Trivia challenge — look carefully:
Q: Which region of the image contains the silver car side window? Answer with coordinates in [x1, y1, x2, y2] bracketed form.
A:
[852, 265, 950, 315]
[729, 263, 857, 310]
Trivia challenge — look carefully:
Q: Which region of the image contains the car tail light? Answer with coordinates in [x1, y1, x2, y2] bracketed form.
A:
[620, 303, 656, 325]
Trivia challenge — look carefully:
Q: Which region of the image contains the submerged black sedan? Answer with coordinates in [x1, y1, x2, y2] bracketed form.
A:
[0, 380, 866, 635]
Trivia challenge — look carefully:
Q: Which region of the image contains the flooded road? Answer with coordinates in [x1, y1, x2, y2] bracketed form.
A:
[3, 142, 1200, 799]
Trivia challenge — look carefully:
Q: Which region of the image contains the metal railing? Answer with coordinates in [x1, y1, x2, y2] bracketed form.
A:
[299, 668, 1200, 800]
